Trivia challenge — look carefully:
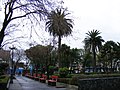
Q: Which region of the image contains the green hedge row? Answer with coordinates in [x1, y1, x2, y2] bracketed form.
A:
[0, 75, 9, 83]
[58, 73, 120, 86]
[0, 75, 10, 90]
[58, 77, 78, 86]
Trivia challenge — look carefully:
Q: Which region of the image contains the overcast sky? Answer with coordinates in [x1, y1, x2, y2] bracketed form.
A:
[62, 0, 120, 48]
[1, 0, 120, 49]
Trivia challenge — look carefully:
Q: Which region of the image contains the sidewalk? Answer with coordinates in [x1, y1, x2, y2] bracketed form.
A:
[9, 76, 76, 90]
[8, 77, 22, 90]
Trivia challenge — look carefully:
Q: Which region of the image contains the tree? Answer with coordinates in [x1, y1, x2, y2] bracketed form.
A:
[100, 41, 118, 72]
[69, 48, 81, 73]
[59, 44, 71, 67]
[25, 44, 53, 76]
[46, 8, 73, 67]
[13, 49, 26, 74]
[0, 49, 10, 75]
[84, 30, 104, 71]
[0, 0, 59, 48]
[0, 49, 10, 63]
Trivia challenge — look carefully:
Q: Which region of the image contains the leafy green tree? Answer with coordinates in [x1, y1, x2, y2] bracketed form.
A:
[59, 67, 69, 78]
[115, 42, 120, 61]
[25, 45, 53, 76]
[0, 63, 9, 75]
[69, 48, 81, 73]
[100, 41, 118, 72]
[49, 49, 57, 66]
[81, 52, 93, 72]
[84, 30, 104, 71]
[59, 44, 71, 67]
[46, 8, 73, 67]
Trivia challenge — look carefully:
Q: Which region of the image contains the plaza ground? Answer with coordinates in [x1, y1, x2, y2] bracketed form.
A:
[9, 76, 78, 90]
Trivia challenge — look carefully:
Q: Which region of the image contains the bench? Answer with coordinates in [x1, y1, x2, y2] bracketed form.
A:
[48, 75, 58, 86]
[25, 73, 29, 77]
[25, 73, 32, 78]
[33, 74, 41, 81]
[29, 73, 36, 79]
[39, 74, 47, 83]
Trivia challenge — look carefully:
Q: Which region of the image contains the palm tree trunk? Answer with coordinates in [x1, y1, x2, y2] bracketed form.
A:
[58, 35, 61, 67]
[92, 45, 96, 72]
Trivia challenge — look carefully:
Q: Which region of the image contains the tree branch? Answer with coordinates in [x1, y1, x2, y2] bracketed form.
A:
[11, 11, 38, 21]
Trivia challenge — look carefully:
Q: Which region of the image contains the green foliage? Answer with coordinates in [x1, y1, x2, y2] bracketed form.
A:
[25, 45, 53, 72]
[58, 78, 71, 84]
[60, 44, 71, 67]
[0, 63, 8, 75]
[53, 73, 60, 77]
[66, 74, 73, 78]
[48, 66, 55, 75]
[84, 30, 104, 68]
[46, 8, 73, 68]
[58, 77, 78, 85]
[59, 67, 69, 78]
[46, 8, 73, 38]
[0, 75, 9, 83]
[58, 73, 120, 86]
[49, 66, 54, 70]
[100, 40, 120, 71]
[72, 73, 120, 79]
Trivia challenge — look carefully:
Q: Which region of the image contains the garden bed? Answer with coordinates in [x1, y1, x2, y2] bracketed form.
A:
[0, 75, 10, 90]
[78, 77, 120, 90]
[58, 73, 120, 86]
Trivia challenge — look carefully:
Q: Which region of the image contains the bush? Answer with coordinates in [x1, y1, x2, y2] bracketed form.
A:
[49, 66, 55, 75]
[0, 75, 9, 83]
[72, 73, 120, 79]
[58, 78, 71, 84]
[66, 74, 73, 78]
[0, 63, 9, 75]
[59, 67, 69, 78]
[58, 73, 120, 86]
[58, 77, 78, 86]
[0, 75, 10, 90]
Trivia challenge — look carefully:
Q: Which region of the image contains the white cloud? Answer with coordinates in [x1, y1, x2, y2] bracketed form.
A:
[1, 0, 120, 49]
[62, 0, 120, 48]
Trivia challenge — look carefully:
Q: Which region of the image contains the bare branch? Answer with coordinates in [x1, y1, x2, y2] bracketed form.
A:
[11, 11, 37, 21]
[0, 0, 60, 48]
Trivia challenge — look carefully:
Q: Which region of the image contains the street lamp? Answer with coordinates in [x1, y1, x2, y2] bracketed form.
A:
[9, 46, 15, 84]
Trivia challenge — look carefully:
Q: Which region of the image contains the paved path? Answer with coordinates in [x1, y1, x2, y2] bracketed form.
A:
[9, 76, 67, 90]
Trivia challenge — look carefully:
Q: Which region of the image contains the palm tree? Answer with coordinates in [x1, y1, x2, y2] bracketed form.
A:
[84, 30, 104, 71]
[46, 8, 73, 67]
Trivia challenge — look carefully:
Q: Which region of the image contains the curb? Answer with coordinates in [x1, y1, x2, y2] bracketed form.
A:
[6, 79, 10, 90]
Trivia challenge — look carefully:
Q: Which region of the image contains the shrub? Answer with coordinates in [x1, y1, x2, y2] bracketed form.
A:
[49, 66, 55, 75]
[66, 74, 73, 78]
[0, 63, 9, 75]
[53, 73, 60, 77]
[58, 73, 120, 86]
[0, 75, 9, 83]
[59, 67, 69, 78]
[0, 75, 10, 90]
[58, 78, 71, 84]
[58, 77, 78, 86]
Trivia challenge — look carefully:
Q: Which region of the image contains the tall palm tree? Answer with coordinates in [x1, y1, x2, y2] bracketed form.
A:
[46, 8, 73, 67]
[84, 30, 104, 71]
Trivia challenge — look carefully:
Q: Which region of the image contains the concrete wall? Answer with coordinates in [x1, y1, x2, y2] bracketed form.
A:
[78, 77, 120, 90]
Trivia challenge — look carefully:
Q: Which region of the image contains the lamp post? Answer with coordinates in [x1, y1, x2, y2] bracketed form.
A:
[9, 46, 15, 84]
